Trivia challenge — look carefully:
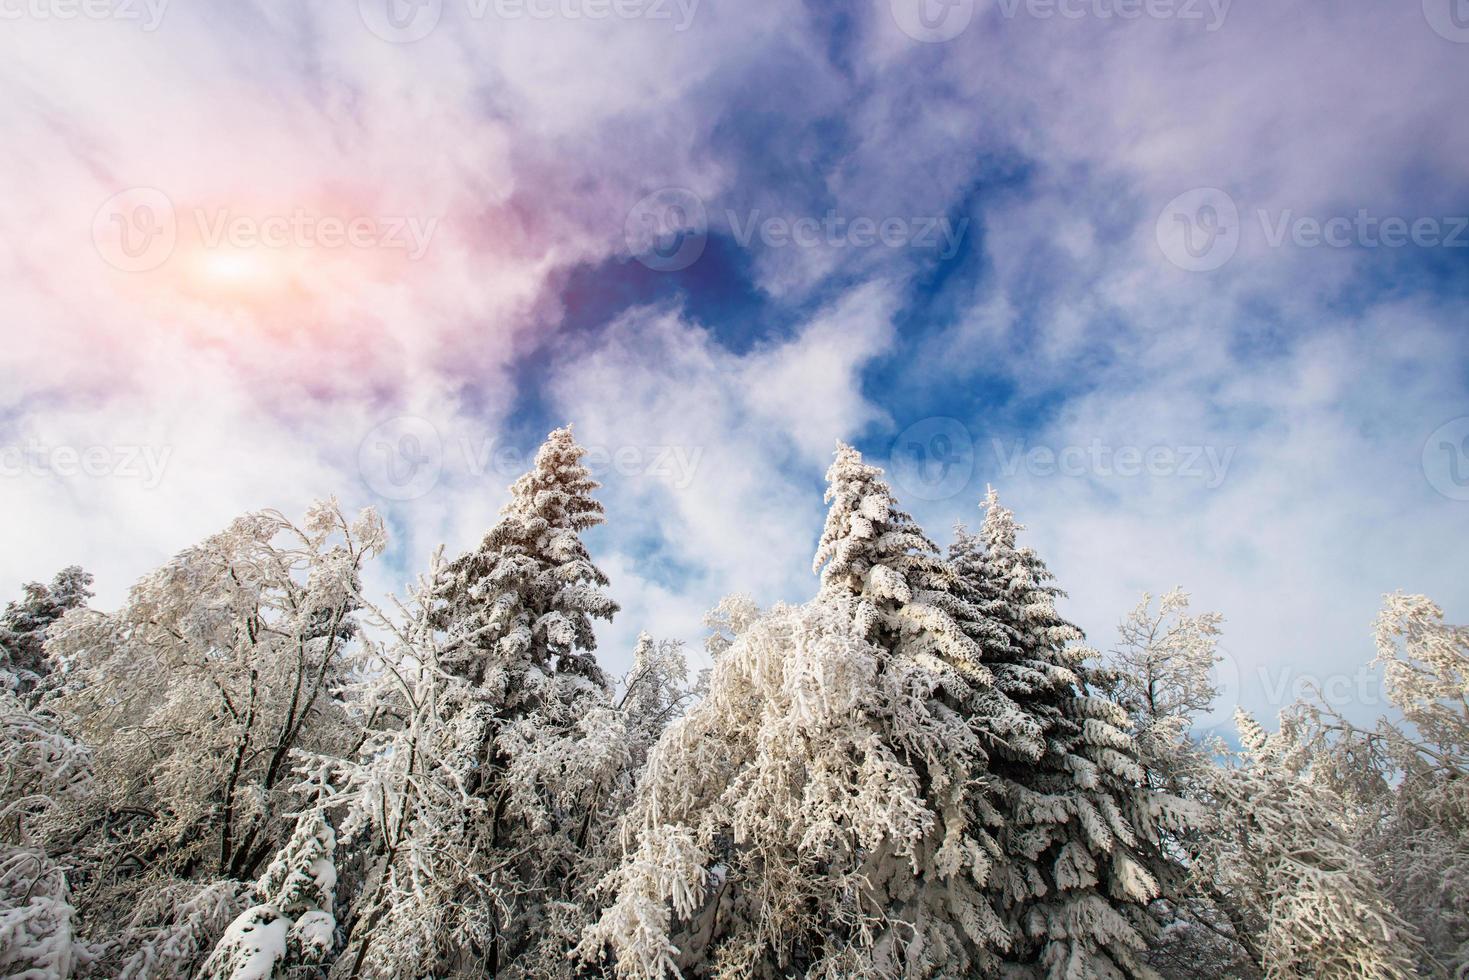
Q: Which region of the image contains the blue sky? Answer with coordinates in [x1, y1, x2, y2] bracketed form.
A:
[1, 0, 1466, 728]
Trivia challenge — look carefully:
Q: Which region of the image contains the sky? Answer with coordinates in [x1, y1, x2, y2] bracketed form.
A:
[1, 0, 1466, 730]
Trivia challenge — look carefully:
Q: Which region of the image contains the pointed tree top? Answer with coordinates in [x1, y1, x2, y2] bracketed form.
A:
[503, 425, 606, 532]
[979, 485, 1022, 550]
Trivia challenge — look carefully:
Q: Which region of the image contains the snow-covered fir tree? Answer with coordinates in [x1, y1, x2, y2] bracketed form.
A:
[203, 773, 339, 979]
[579, 594, 1010, 978]
[330, 426, 630, 978]
[0, 566, 93, 696]
[948, 490, 1198, 979]
[432, 423, 619, 696]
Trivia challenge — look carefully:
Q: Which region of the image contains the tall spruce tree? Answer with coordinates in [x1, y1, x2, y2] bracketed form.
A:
[432, 423, 619, 698]
[333, 425, 628, 978]
[950, 489, 1196, 979]
[585, 444, 1017, 978]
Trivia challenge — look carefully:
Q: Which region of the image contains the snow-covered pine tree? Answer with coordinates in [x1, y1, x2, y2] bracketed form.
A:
[582, 445, 1013, 978]
[203, 775, 339, 979]
[579, 595, 1009, 979]
[0, 566, 93, 696]
[432, 423, 619, 698]
[813, 443, 989, 680]
[334, 426, 628, 978]
[948, 489, 1196, 979]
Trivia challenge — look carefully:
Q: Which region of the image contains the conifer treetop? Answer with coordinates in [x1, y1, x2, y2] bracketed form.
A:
[437, 424, 618, 692]
[813, 441, 938, 594]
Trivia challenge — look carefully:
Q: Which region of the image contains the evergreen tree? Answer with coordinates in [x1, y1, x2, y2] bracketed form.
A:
[950, 489, 1195, 979]
[0, 566, 93, 696]
[432, 423, 619, 699]
[203, 777, 339, 979]
[585, 446, 1015, 978]
[335, 426, 628, 978]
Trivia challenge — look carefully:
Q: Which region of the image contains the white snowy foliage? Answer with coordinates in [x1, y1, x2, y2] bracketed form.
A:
[582, 595, 1007, 979]
[0, 848, 88, 979]
[203, 783, 339, 979]
[1186, 711, 1424, 980]
[46, 500, 382, 885]
[1, 425, 1457, 980]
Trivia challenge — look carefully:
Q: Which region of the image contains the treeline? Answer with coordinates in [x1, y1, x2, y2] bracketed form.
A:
[0, 428, 1463, 978]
